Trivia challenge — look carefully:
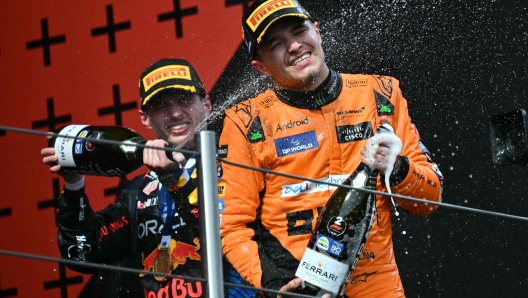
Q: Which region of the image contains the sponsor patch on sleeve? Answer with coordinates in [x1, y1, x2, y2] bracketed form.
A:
[432, 164, 444, 181]
[418, 141, 429, 153]
[217, 145, 228, 158]
[217, 182, 226, 197]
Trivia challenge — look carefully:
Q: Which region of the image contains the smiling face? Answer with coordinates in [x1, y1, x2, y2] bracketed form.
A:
[139, 90, 212, 148]
[251, 18, 329, 91]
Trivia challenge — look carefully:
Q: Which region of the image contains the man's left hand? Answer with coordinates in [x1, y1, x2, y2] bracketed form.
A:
[360, 117, 403, 176]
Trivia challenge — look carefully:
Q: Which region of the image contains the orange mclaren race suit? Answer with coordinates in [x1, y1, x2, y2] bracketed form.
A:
[218, 70, 444, 298]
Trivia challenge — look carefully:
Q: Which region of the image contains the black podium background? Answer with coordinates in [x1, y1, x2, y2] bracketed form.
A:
[210, 0, 528, 296]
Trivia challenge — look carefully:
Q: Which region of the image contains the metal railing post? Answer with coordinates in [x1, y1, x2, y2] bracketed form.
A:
[196, 130, 224, 297]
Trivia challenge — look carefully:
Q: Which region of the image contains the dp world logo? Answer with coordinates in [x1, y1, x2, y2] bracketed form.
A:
[274, 131, 319, 157]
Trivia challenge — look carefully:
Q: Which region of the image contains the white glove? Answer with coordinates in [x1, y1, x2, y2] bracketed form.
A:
[361, 119, 403, 194]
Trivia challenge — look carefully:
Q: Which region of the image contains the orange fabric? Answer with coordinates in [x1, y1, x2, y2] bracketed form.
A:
[219, 74, 442, 297]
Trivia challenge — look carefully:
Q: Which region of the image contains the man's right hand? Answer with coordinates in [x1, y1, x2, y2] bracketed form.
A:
[277, 278, 331, 298]
[277, 278, 302, 298]
[41, 147, 83, 184]
[142, 139, 186, 175]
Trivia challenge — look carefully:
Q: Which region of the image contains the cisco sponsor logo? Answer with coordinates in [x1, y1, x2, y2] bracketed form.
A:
[336, 122, 373, 144]
[274, 130, 319, 157]
[281, 175, 349, 197]
[276, 116, 309, 132]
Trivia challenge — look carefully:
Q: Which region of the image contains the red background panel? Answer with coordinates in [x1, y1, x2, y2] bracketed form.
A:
[0, 1, 245, 297]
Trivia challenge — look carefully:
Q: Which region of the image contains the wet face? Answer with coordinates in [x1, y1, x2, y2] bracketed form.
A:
[251, 18, 329, 91]
[139, 92, 212, 148]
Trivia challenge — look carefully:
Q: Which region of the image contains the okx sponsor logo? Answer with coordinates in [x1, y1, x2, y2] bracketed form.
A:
[336, 122, 373, 144]
[274, 130, 319, 157]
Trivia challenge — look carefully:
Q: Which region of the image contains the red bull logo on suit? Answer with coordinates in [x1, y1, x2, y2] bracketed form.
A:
[141, 237, 201, 277]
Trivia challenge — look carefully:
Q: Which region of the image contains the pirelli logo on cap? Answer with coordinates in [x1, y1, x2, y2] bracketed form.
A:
[142, 65, 191, 92]
[246, 0, 297, 32]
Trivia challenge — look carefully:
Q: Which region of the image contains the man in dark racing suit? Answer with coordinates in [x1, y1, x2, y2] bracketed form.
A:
[41, 59, 254, 297]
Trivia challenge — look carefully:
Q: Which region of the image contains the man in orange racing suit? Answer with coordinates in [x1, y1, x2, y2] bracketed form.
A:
[218, 0, 444, 297]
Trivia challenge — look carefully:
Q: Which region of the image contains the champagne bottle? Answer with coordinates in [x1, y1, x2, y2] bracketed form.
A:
[294, 162, 378, 297]
[49, 125, 148, 177]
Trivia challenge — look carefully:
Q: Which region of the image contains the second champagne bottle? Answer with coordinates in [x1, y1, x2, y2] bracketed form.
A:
[49, 125, 175, 177]
[294, 162, 378, 297]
